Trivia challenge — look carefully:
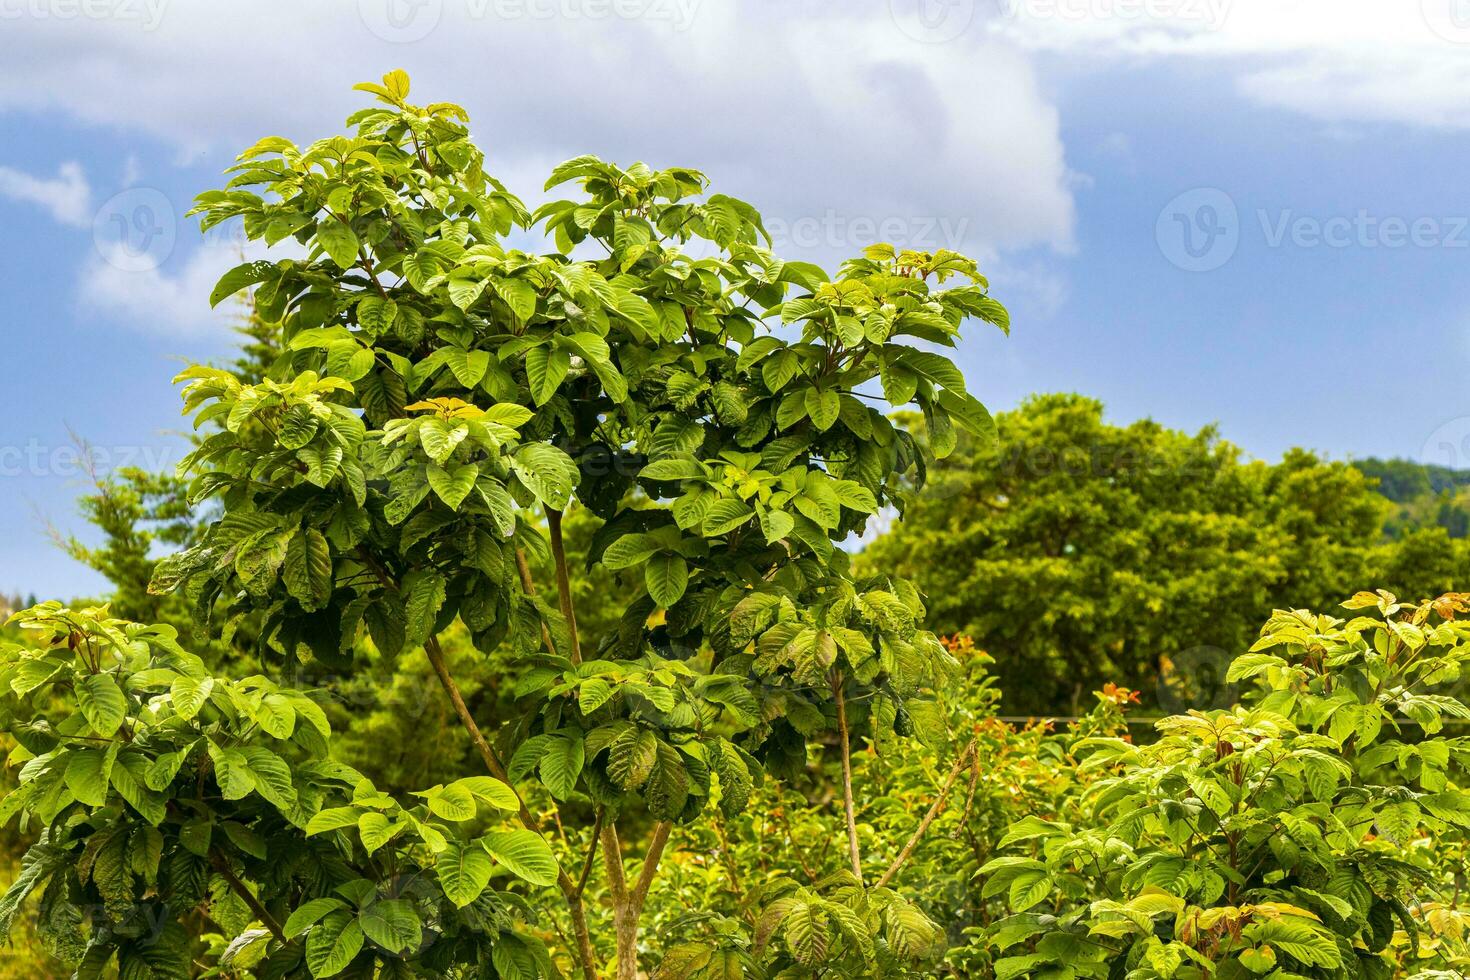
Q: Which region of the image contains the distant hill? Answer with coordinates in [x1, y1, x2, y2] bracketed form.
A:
[1352, 457, 1470, 539]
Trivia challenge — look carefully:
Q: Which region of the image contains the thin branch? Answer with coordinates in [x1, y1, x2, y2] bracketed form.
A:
[832, 673, 864, 884]
[546, 508, 583, 664]
[359, 548, 599, 980]
[514, 545, 558, 657]
[211, 852, 286, 944]
[630, 821, 672, 912]
[874, 739, 977, 889]
[575, 808, 605, 897]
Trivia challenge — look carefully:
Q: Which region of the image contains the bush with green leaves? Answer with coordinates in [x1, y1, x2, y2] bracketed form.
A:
[0, 69, 1012, 980]
[980, 590, 1470, 979]
[0, 602, 558, 979]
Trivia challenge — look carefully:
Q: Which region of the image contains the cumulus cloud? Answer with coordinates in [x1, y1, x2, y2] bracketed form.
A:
[79, 231, 292, 339]
[987, 0, 1470, 130]
[0, 161, 91, 226]
[0, 1, 1076, 261]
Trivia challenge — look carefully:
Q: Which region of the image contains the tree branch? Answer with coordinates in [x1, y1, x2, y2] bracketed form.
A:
[630, 821, 672, 913]
[874, 739, 978, 889]
[600, 822, 628, 904]
[420, 635, 599, 978]
[514, 545, 557, 657]
[211, 852, 287, 945]
[833, 673, 864, 884]
[575, 808, 605, 898]
[546, 508, 583, 664]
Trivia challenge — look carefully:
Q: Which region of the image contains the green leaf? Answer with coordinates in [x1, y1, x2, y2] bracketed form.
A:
[359, 899, 422, 955]
[482, 830, 559, 887]
[240, 746, 298, 810]
[702, 499, 754, 536]
[417, 418, 466, 464]
[285, 898, 346, 939]
[447, 275, 487, 311]
[425, 782, 477, 822]
[306, 808, 363, 836]
[645, 553, 689, 608]
[602, 533, 660, 570]
[170, 674, 213, 721]
[255, 693, 298, 739]
[305, 909, 364, 978]
[805, 387, 840, 431]
[437, 840, 494, 908]
[356, 295, 398, 334]
[210, 260, 274, 308]
[608, 727, 658, 790]
[77, 673, 127, 736]
[538, 735, 585, 801]
[511, 443, 580, 510]
[639, 457, 708, 482]
[316, 220, 360, 270]
[525, 344, 571, 406]
[403, 569, 447, 647]
[358, 813, 406, 855]
[759, 508, 795, 544]
[454, 776, 521, 812]
[284, 528, 334, 611]
[64, 749, 113, 807]
[427, 462, 479, 511]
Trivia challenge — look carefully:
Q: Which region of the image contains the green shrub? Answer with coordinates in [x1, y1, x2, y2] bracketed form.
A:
[981, 591, 1470, 978]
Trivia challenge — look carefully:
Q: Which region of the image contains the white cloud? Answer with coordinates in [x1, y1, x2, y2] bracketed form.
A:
[988, 0, 1470, 130]
[79, 234, 288, 339]
[0, 161, 91, 226]
[0, 2, 1076, 258]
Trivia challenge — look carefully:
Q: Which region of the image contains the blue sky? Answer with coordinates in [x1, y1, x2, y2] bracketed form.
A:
[3, 0, 1470, 600]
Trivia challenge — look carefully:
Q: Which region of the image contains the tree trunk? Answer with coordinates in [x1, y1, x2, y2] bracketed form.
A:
[613, 901, 640, 980]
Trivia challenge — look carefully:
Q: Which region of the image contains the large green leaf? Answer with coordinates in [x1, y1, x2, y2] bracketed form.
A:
[538, 735, 584, 801]
[481, 830, 559, 887]
[77, 674, 127, 736]
[305, 908, 364, 978]
[315, 220, 360, 271]
[427, 462, 479, 511]
[437, 840, 494, 908]
[645, 553, 689, 608]
[284, 528, 334, 611]
[359, 899, 422, 955]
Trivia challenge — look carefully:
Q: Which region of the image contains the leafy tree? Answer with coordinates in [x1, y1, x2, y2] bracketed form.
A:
[860, 394, 1462, 715]
[980, 590, 1470, 978]
[107, 70, 1008, 979]
[1353, 457, 1470, 542]
[0, 602, 558, 978]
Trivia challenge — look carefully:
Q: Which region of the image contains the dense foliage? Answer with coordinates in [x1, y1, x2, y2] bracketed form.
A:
[862, 395, 1470, 714]
[980, 590, 1470, 979]
[0, 71, 1008, 980]
[2, 72, 1467, 980]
